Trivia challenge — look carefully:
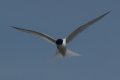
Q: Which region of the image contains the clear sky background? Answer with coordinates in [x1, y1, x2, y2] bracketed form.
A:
[0, 0, 120, 80]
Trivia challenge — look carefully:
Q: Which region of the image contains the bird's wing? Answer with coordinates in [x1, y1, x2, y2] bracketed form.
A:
[66, 11, 111, 44]
[11, 26, 56, 45]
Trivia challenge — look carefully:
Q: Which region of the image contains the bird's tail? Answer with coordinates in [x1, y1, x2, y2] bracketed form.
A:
[55, 49, 80, 59]
[65, 49, 80, 57]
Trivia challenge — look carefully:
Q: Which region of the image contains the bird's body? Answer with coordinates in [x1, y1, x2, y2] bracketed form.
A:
[57, 45, 66, 56]
[11, 11, 110, 58]
[56, 39, 67, 56]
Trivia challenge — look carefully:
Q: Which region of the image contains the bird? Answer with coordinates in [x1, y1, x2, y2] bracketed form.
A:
[11, 11, 110, 58]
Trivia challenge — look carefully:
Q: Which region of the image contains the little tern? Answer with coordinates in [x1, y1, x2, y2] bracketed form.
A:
[11, 11, 110, 58]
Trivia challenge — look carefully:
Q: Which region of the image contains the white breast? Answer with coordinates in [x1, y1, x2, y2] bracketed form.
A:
[62, 38, 66, 46]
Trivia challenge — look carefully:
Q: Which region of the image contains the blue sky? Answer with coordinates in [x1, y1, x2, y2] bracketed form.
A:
[0, 0, 120, 80]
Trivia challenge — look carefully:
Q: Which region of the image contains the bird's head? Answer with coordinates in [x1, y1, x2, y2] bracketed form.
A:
[56, 39, 63, 45]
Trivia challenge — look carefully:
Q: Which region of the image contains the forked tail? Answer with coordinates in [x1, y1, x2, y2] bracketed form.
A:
[55, 48, 80, 58]
[65, 49, 80, 57]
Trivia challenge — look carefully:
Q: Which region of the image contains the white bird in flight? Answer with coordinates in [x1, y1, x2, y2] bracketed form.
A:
[12, 11, 110, 58]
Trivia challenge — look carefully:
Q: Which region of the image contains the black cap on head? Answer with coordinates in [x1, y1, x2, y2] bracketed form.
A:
[56, 39, 63, 45]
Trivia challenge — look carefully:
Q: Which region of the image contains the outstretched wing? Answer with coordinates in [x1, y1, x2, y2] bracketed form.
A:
[66, 11, 111, 44]
[11, 26, 56, 45]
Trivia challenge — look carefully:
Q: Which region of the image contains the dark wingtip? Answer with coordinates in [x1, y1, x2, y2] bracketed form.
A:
[10, 26, 21, 30]
[104, 10, 111, 16]
[98, 10, 111, 19]
[10, 26, 17, 28]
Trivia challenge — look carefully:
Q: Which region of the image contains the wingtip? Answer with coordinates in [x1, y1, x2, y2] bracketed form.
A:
[10, 26, 20, 30]
[99, 10, 111, 18]
[104, 10, 111, 16]
[106, 10, 111, 14]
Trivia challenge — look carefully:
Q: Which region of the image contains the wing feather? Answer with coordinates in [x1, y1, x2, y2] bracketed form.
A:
[66, 11, 111, 43]
[11, 26, 56, 44]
